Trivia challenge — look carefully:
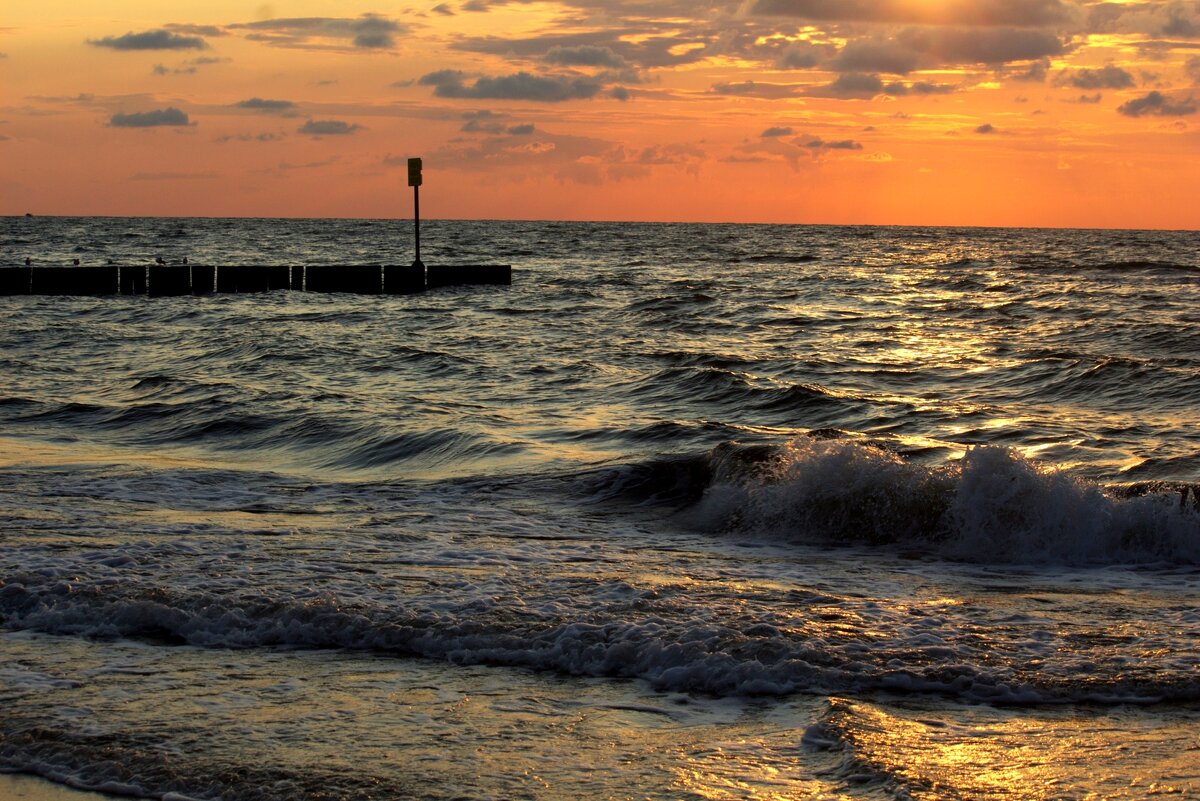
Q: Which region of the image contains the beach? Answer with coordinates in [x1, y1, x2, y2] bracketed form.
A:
[1, 217, 1198, 799]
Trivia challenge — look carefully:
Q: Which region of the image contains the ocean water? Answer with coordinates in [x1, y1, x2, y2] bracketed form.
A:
[1, 217, 1198, 800]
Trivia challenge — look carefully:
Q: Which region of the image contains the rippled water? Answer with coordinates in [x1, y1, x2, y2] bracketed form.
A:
[1, 217, 1198, 800]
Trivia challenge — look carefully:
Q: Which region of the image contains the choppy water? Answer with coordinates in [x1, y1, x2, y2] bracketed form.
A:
[1, 217, 1198, 800]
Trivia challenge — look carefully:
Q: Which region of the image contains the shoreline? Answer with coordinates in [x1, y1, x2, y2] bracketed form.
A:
[0, 774, 121, 800]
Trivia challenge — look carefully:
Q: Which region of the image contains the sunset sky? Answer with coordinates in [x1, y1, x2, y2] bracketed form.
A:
[2, 0, 1198, 227]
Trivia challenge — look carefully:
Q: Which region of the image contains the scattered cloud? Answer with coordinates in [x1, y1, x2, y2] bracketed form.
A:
[1117, 90, 1197, 117]
[1062, 64, 1135, 90]
[1187, 56, 1200, 84]
[809, 72, 885, 99]
[543, 45, 629, 69]
[761, 126, 795, 137]
[165, 24, 227, 37]
[712, 81, 806, 99]
[235, 98, 298, 113]
[432, 4, 455, 15]
[90, 30, 207, 51]
[216, 132, 286, 143]
[975, 123, 998, 133]
[228, 15, 405, 51]
[109, 107, 191, 127]
[803, 136, 864, 149]
[419, 70, 604, 102]
[750, 0, 1075, 28]
[298, 119, 363, 135]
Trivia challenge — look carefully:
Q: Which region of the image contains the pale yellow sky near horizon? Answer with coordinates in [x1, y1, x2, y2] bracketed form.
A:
[1, 0, 1198, 228]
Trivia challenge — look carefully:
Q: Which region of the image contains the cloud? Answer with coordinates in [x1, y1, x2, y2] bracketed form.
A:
[235, 98, 298, 112]
[432, 4, 455, 15]
[165, 24, 227, 37]
[802, 137, 863, 149]
[507, 123, 536, 135]
[761, 126, 795, 137]
[1188, 56, 1200, 84]
[832, 38, 923, 74]
[810, 72, 885, 98]
[750, 0, 1075, 28]
[543, 45, 629, 68]
[109, 107, 192, 127]
[1062, 64, 1135, 90]
[1117, 90, 1197, 117]
[1011, 58, 1050, 83]
[711, 81, 806, 99]
[419, 70, 604, 102]
[229, 15, 405, 50]
[975, 123, 998, 133]
[610, 86, 631, 101]
[298, 119, 363, 135]
[153, 64, 195, 76]
[90, 30, 207, 51]
[216, 132, 286, 143]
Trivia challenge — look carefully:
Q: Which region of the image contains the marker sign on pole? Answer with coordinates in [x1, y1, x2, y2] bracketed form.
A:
[408, 158, 423, 187]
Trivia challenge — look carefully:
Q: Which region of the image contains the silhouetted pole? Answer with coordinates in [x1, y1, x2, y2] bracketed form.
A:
[409, 157, 424, 268]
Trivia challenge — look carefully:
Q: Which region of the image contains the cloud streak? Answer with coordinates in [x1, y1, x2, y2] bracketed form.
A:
[109, 107, 192, 127]
[90, 30, 207, 51]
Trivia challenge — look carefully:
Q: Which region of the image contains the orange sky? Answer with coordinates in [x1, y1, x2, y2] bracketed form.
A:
[1, 0, 1198, 227]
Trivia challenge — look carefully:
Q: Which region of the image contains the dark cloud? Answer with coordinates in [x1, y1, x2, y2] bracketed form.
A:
[1187, 56, 1200, 84]
[803, 136, 863, 149]
[1076, 93, 1103, 103]
[109, 107, 192, 127]
[895, 27, 1068, 65]
[507, 123, 536, 134]
[1088, 2, 1200, 38]
[711, 81, 806, 98]
[235, 98, 298, 112]
[432, 4, 455, 15]
[452, 30, 709, 70]
[1063, 64, 1135, 89]
[761, 126, 795, 137]
[832, 39, 923, 74]
[216, 132, 286, 143]
[751, 0, 1075, 28]
[228, 15, 405, 50]
[153, 64, 196, 76]
[772, 41, 828, 69]
[298, 119, 364, 135]
[543, 45, 629, 68]
[420, 70, 604, 102]
[90, 30, 208, 51]
[809, 72, 885, 98]
[1011, 58, 1050, 82]
[1117, 90, 1197, 116]
[610, 86, 631, 101]
[165, 24, 227, 37]
[975, 123, 997, 133]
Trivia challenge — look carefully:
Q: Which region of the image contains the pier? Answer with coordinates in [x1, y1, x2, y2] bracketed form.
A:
[0, 263, 511, 297]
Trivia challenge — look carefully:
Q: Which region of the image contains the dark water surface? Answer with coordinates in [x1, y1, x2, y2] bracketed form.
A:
[1, 218, 1198, 799]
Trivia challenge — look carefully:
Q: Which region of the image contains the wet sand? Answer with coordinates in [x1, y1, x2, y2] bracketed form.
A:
[0, 774, 118, 800]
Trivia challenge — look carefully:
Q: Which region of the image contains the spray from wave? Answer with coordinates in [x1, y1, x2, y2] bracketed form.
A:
[612, 437, 1200, 565]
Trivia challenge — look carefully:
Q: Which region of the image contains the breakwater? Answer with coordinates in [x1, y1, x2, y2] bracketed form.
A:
[0, 263, 510, 296]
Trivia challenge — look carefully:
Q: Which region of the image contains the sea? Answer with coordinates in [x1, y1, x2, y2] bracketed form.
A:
[1, 217, 1198, 800]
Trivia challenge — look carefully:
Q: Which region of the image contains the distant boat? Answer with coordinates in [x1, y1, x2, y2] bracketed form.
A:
[25, 213, 33, 218]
